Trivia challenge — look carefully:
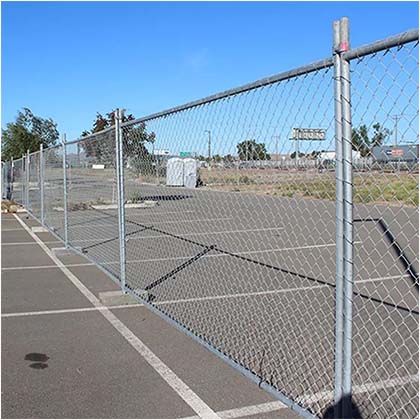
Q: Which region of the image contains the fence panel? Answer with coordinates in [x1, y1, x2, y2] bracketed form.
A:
[2, 161, 12, 200]
[66, 129, 121, 281]
[345, 35, 419, 419]
[27, 151, 41, 220]
[43, 145, 65, 239]
[11, 158, 24, 205]
[121, 64, 337, 418]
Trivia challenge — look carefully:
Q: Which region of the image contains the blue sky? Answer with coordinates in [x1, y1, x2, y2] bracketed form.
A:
[2, 1, 419, 141]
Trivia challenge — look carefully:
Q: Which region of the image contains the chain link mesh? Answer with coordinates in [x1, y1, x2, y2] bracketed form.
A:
[121, 66, 339, 417]
[11, 157, 24, 205]
[43, 145, 65, 239]
[66, 129, 121, 280]
[27, 151, 41, 219]
[346, 38, 418, 419]
[2, 161, 12, 200]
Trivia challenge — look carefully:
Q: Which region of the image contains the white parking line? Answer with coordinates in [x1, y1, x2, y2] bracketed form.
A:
[66, 216, 233, 229]
[296, 374, 419, 406]
[1, 241, 353, 271]
[215, 401, 287, 419]
[2, 274, 411, 317]
[13, 214, 219, 420]
[2, 223, 273, 246]
[183, 401, 287, 419]
[2, 262, 95, 271]
[2, 303, 144, 318]
[183, 374, 419, 419]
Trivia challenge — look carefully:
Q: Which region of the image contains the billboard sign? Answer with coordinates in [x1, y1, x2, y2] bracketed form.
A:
[291, 128, 326, 141]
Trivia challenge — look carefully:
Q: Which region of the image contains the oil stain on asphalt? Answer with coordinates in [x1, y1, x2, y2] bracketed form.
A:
[25, 353, 49, 369]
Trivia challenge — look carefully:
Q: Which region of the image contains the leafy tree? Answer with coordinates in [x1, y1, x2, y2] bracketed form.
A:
[2, 108, 59, 160]
[352, 123, 391, 157]
[80, 110, 155, 171]
[352, 124, 370, 157]
[371, 123, 391, 148]
[237, 140, 270, 161]
[223, 154, 235, 162]
[213, 154, 222, 163]
[290, 151, 305, 159]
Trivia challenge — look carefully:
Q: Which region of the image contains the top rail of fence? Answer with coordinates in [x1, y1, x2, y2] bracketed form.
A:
[120, 57, 334, 126]
[120, 28, 418, 127]
[343, 28, 418, 61]
[65, 125, 115, 146]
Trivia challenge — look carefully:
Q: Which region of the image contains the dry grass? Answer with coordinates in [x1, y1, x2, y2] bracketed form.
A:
[200, 168, 419, 207]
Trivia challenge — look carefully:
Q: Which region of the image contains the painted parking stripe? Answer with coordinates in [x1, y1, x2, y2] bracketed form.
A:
[184, 374, 419, 419]
[2, 274, 411, 318]
[13, 214, 219, 420]
[2, 303, 144, 318]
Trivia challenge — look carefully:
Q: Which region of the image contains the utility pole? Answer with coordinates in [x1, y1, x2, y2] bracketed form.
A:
[205, 130, 211, 170]
[392, 114, 403, 146]
[272, 135, 280, 165]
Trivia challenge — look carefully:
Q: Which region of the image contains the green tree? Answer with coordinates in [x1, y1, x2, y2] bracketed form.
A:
[371, 123, 391, 148]
[352, 123, 391, 157]
[213, 154, 222, 163]
[223, 154, 235, 162]
[352, 124, 370, 157]
[80, 110, 155, 171]
[290, 151, 305, 159]
[237, 140, 270, 161]
[2, 108, 59, 160]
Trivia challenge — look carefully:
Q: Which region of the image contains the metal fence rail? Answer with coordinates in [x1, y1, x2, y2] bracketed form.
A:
[4, 18, 418, 419]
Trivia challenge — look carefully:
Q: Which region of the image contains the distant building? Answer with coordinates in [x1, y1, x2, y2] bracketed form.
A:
[372, 144, 419, 162]
[317, 150, 361, 162]
[270, 154, 291, 160]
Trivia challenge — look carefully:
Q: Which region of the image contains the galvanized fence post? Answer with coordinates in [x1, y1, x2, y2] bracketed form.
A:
[26, 150, 30, 210]
[10, 158, 14, 200]
[339, 17, 354, 418]
[40, 143, 45, 226]
[115, 109, 127, 292]
[333, 18, 344, 419]
[21, 154, 25, 207]
[62, 134, 69, 247]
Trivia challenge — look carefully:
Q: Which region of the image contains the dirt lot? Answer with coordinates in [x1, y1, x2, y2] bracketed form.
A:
[199, 168, 419, 207]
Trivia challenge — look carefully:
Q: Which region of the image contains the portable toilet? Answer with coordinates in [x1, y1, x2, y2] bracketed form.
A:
[166, 158, 184, 186]
[183, 158, 198, 189]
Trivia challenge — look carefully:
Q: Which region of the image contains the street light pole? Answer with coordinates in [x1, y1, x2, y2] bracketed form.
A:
[272, 135, 280, 167]
[205, 130, 211, 170]
[392, 114, 402, 146]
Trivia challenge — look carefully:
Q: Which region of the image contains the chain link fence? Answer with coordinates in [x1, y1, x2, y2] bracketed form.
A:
[344, 32, 419, 419]
[4, 19, 418, 419]
[2, 161, 12, 200]
[65, 128, 121, 281]
[10, 157, 24, 205]
[43, 144, 65, 239]
[27, 151, 41, 219]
